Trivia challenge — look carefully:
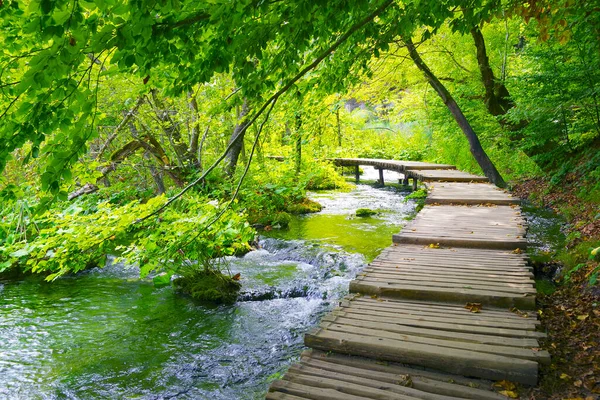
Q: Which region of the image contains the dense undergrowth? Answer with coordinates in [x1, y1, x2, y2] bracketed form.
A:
[0, 159, 349, 302]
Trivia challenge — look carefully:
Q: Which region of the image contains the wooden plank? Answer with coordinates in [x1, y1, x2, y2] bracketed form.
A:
[344, 299, 540, 324]
[270, 380, 368, 400]
[369, 262, 533, 275]
[357, 274, 536, 292]
[392, 234, 528, 250]
[287, 365, 457, 400]
[300, 356, 508, 400]
[339, 302, 539, 329]
[321, 314, 540, 347]
[362, 268, 535, 283]
[282, 372, 419, 399]
[350, 281, 537, 309]
[304, 349, 494, 387]
[355, 276, 536, 295]
[304, 328, 539, 385]
[327, 310, 544, 338]
[349, 296, 538, 318]
[320, 321, 550, 364]
[266, 392, 309, 400]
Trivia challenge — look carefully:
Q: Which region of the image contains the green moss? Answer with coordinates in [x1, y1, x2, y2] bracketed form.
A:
[248, 211, 292, 228]
[287, 198, 322, 214]
[535, 279, 556, 295]
[356, 208, 378, 217]
[173, 270, 241, 304]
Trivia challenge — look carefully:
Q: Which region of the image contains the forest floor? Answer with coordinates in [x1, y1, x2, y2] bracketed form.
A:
[513, 179, 600, 400]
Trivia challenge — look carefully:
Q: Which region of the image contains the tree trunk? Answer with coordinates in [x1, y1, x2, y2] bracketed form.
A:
[470, 27, 515, 117]
[188, 92, 201, 168]
[295, 112, 302, 174]
[336, 107, 342, 146]
[224, 100, 249, 177]
[404, 38, 506, 188]
[144, 151, 166, 194]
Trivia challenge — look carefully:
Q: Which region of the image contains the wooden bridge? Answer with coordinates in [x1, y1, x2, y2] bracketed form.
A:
[266, 158, 548, 399]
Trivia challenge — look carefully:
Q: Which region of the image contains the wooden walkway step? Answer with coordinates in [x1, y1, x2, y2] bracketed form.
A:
[303, 297, 548, 386]
[268, 349, 510, 400]
[426, 182, 520, 206]
[351, 244, 536, 309]
[393, 205, 527, 250]
[405, 169, 488, 183]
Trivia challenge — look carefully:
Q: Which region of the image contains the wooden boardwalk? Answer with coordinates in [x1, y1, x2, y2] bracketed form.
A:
[267, 158, 546, 398]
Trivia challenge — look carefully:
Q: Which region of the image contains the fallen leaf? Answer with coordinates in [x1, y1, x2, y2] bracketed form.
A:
[560, 373, 571, 380]
[498, 390, 518, 398]
[464, 302, 482, 313]
[494, 380, 516, 390]
[232, 273, 241, 281]
[577, 314, 589, 321]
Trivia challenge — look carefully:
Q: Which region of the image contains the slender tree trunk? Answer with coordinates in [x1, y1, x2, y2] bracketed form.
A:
[188, 92, 201, 168]
[224, 100, 249, 177]
[470, 27, 514, 117]
[405, 38, 506, 188]
[295, 112, 302, 174]
[197, 126, 209, 171]
[336, 107, 342, 146]
[144, 151, 165, 194]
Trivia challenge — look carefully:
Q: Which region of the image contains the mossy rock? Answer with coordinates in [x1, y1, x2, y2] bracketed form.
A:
[287, 198, 322, 214]
[249, 211, 292, 228]
[356, 208, 378, 217]
[173, 270, 241, 304]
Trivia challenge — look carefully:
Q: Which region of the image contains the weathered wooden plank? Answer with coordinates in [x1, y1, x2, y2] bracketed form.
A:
[270, 380, 368, 400]
[321, 314, 541, 347]
[287, 365, 458, 400]
[349, 296, 538, 318]
[320, 321, 550, 364]
[282, 372, 420, 399]
[339, 301, 539, 329]
[357, 274, 536, 291]
[355, 277, 536, 296]
[363, 268, 535, 283]
[327, 310, 545, 338]
[305, 328, 539, 385]
[266, 392, 309, 400]
[392, 234, 528, 250]
[300, 355, 507, 400]
[303, 349, 483, 385]
[350, 281, 537, 309]
[369, 262, 533, 275]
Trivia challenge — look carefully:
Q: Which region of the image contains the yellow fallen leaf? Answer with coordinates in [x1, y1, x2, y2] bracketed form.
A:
[560, 373, 571, 380]
[498, 390, 518, 398]
[494, 380, 516, 390]
[577, 314, 589, 321]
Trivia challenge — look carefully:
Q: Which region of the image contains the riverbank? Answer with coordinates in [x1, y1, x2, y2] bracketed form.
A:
[514, 178, 600, 399]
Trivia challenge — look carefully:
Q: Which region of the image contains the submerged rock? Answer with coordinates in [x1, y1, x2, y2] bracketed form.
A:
[355, 208, 378, 217]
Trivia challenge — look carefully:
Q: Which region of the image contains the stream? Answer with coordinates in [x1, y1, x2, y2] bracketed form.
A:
[0, 169, 416, 400]
[0, 168, 566, 399]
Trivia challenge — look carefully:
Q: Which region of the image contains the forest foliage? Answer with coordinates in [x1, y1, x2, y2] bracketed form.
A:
[1, 0, 599, 289]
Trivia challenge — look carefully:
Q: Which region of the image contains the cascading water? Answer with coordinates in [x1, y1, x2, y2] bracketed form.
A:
[0, 171, 417, 399]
